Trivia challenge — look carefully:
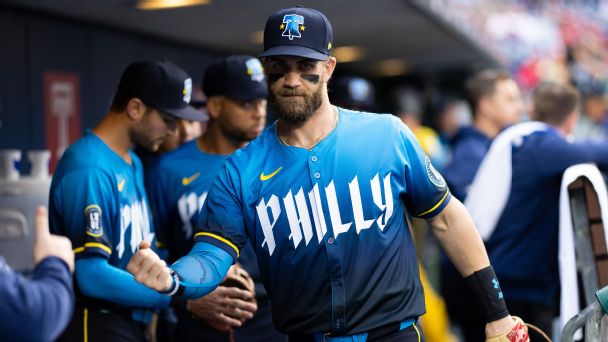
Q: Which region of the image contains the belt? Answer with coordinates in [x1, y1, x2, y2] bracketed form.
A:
[76, 301, 151, 325]
[290, 318, 416, 342]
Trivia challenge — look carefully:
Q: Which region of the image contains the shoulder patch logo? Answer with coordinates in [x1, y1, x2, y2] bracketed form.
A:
[260, 167, 282, 181]
[182, 172, 200, 186]
[425, 156, 446, 188]
[84, 205, 103, 237]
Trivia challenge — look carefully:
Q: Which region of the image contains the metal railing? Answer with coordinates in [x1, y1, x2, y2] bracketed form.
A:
[561, 287, 608, 342]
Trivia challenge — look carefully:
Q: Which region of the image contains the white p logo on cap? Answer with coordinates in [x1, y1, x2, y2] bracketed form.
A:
[183, 78, 192, 103]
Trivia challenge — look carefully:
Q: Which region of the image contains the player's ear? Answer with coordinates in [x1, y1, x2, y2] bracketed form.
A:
[478, 96, 492, 117]
[563, 109, 579, 135]
[261, 58, 269, 75]
[125, 98, 147, 122]
[323, 57, 337, 82]
[206, 96, 222, 120]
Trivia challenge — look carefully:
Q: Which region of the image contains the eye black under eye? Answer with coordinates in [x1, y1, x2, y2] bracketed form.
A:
[301, 74, 320, 84]
[267, 73, 284, 84]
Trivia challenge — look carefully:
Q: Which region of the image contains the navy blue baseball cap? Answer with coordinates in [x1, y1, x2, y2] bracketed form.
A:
[116, 60, 205, 121]
[259, 6, 333, 61]
[203, 55, 268, 101]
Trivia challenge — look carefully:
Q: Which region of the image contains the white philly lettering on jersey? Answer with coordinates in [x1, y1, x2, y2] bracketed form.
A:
[371, 173, 394, 230]
[177, 192, 208, 238]
[257, 195, 280, 255]
[257, 172, 394, 256]
[284, 188, 314, 248]
[117, 200, 154, 258]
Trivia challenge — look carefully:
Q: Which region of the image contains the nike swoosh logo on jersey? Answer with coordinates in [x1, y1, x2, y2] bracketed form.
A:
[182, 172, 200, 186]
[117, 179, 126, 192]
[260, 167, 282, 181]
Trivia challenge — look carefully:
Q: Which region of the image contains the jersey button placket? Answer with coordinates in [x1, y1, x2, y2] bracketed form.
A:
[326, 234, 346, 334]
[307, 153, 346, 333]
[310, 155, 320, 180]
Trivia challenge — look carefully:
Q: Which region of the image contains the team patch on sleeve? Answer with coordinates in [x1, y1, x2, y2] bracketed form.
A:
[84, 204, 103, 237]
[425, 156, 446, 188]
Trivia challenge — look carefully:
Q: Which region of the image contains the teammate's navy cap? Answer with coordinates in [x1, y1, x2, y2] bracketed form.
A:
[259, 6, 333, 61]
[203, 55, 268, 101]
[116, 60, 205, 121]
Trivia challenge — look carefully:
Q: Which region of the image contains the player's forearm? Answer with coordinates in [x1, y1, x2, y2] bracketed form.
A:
[171, 242, 233, 299]
[76, 257, 171, 309]
[0, 257, 74, 340]
[428, 198, 490, 276]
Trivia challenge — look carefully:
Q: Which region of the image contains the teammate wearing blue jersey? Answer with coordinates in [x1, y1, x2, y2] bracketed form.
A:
[146, 55, 285, 341]
[50, 60, 205, 341]
[128, 7, 529, 341]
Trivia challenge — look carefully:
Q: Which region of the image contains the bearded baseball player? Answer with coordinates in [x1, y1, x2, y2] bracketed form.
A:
[128, 7, 529, 342]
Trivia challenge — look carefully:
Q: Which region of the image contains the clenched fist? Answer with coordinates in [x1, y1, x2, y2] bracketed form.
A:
[486, 316, 529, 342]
[126, 241, 172, 292]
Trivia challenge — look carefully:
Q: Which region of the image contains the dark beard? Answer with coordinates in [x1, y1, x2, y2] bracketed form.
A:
[129, 125, 161, 152]
[268, 85, 323, 124]
[220, 124, 256, 143]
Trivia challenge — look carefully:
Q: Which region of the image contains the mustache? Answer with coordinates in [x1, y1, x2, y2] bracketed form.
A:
[274, 89, 309, 96]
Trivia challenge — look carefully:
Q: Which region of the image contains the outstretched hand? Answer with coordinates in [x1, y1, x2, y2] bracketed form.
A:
[187, 284, 257, 332]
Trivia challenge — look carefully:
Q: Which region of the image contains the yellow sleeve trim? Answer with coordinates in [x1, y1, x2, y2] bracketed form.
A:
[194, 232, 240, 258]
[417, 190, 449, 217]
[73, 243, 112, 254]
[85, 231, 103, 238]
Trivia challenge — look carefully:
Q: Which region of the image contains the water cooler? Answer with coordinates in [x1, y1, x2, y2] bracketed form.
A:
[0, 150, 52, 271]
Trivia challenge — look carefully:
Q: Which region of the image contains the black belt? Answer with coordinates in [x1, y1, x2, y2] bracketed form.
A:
[289, 320, 407, 342]
[75, 300, 145, 326]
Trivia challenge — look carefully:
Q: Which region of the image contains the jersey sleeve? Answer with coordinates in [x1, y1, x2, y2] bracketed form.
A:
[396, 119, 451, 218]
[53, 168, 117, 259]
[0, 257, 74, 340]
[530, 133, 608, 176]
[193, 160, 247, 261]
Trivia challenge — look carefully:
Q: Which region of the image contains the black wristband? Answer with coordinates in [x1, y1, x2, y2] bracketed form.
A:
[464, 266, 509, 322]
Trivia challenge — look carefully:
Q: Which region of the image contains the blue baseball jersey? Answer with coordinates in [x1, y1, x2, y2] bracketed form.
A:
[50, 133, 156, 270]
[145, 140, 228, 262]
[194, 108, 451, 335]
[146, 139, 281, 339]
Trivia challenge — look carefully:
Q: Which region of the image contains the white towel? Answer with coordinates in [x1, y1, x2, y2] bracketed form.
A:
[465, 122, 549, 240]
[559, 164, 608, 340]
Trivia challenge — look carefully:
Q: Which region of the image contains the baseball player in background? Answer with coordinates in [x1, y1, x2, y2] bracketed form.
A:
[128, 7, 529, 342]
[441, 69, 524, 342]
[49, 60, 206, 341]
[146, 55, 285, 341]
